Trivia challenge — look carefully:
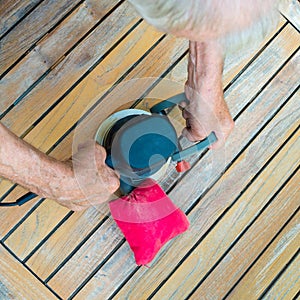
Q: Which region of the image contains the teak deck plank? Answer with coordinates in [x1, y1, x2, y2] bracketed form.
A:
[0, 0, 82, 75]
[0, 0, 299, 298]
[9, 22, 293, 272]
[189, 172, 299, 300]
[227, 212, 299, 299]
[1, 2, 139, 137]
[261, 252, 300, 300]
[0, 0, 120, 113]
[0, 244, 57, 299]
[152, 133, 300, 299]
[0, 0, 42, 38]
[280, 0, 300, 31]
[106, 85, 299, 299]
[73, 108, 300, 299]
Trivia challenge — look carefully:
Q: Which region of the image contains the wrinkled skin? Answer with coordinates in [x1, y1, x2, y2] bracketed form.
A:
[0, 0, 282, 210]
[55, 141, 120, 211]
[0, 123, 119, 211]
[181, 41, 234, 149]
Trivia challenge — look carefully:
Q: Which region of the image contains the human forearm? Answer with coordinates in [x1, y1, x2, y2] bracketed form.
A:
[0, 122, 71, 199]
[0, 123, 120, 210]
[182, 41, 234, 148]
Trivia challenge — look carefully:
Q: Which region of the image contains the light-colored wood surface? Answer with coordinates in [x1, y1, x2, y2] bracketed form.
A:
[0, 0, 83, 74]
[190, 172, 300, 300]
[261, 252, 300, 300]
[0, 244, 57, 299]
[0, 0, 299, 299]
[227, 213, 299, 299]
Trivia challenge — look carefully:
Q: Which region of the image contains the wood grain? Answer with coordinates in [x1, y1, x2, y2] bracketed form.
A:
[73, 124, 300, 299]
[0, 244, 57, 299]
[280, 0, 300, 31]
[1, 2, 140, 136]
[227, 213, 299, 299]
[26, 206, 113, 279]
[0, 186, 44, 239]
[13, 27, 299, 296]
[3, 22, 164, 257]
[0, 0, 82, 74]
[0, 0, 42, 38]
[262, 252, 300, 300]
[19, 33, 188, 279]
[104, 86, 299, 299]
[47, 218, 125, 298]
[0, 0, 120, 113]
[189, 172, 299, 300]
[4, 199, 69, 258]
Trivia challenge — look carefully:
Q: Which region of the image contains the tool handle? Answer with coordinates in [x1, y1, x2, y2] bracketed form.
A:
[150, 93, 217, 160]
[150, 93, 189, 114]
[172, 132, 217, 162]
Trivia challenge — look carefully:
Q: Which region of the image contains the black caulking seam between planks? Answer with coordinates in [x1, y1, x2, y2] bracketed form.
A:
[0, 184, 18, 203]
[22, 210, 74, 263]
[44, 29, 164, 154]
[67, 239, 127, 300]
[159, 167, 299, 299]
[280, 12, 300, 34]
[0, 0, 86, 80]
[129, 48, 189, 109]
[0, 0, 126, 118]
[230, 45, 300, 123]
[0, 240, 63, 299]
[78, 28, 299, 299]
[224, 21, 288, 93]
[146, 113, 299, 298]
[224, 210, 300, 299]
[1, 198, 46, 243]
[0, 0, 46, 41]
[190, 207, 300, 300]
[43, 214, 111, 283]
[21, 18, 145, 140]
[292, 289, 300, 300]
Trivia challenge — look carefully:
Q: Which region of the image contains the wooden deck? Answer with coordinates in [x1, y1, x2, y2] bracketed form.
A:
[0, 0, 299, 299]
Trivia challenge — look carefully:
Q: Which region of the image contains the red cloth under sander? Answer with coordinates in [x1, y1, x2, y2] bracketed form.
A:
[109, 179, 190, 265]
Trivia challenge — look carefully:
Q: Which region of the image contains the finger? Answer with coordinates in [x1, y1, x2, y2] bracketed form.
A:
[189, 40, 196, 58]
[94, 143, 108, 165]
[178, 100, 188, 110]
[194, 41, 202, 71]
[182, 127, 206, 142]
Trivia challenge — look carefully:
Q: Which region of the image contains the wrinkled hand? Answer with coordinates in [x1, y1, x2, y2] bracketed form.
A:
[54, 141, 120, 211]
[181, 41, 234, 149]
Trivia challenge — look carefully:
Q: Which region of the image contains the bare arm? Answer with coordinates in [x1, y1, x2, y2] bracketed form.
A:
[0, 123, 119, 210]
[181, 41, 234, 149]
